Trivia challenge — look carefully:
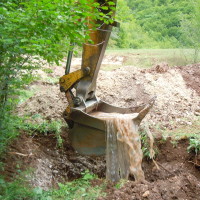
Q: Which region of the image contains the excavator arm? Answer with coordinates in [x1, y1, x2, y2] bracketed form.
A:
[59, 0, 118, 125]
[60, 0, 118, 107]
[59, 0, 154, 155]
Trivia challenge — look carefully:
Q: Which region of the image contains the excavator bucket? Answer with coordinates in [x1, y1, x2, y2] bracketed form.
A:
[59, 0, 154, 155]
[68, 98, 155, 155]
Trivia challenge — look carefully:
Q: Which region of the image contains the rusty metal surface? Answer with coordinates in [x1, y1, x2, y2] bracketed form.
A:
[76, 0, 117, 101]
[69, 123, 106, 155]
[76, 24, 112, 101]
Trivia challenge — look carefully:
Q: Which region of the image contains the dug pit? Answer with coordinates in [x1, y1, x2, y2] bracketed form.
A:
[1, 131, 200, 200]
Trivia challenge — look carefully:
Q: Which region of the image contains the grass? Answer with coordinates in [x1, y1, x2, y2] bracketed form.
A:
[18, 89, 36, 105]
[161, 117, 200, 140]
[19, 115, 64, 148]
[44, 76, 59, 84]
[187, 137, 200, 154]
[152, 117, 200, 154]
[101, 64, 121, 71]
[104, 49, 200, 69]
[45, 171, 107, 200]
[0, 171, 106, 200]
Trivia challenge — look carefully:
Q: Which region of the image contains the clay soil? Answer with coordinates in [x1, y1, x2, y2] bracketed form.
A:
[99, 139, 200, 200]
[1, 55, 200, 199]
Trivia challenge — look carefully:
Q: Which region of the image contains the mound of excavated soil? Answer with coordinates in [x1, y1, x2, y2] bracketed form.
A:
[17, 63, 200, 131]
[17, 84, 68, 121]
[1, 133, 106, 190]
[99, 173, 200, 200]
[97, 64, 200, 129]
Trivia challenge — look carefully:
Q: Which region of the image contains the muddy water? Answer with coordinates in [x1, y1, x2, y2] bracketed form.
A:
[91, 112, 144, 182]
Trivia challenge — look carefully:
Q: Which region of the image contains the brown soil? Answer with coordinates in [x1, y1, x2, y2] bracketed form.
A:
[0, 131, 105, 190]
[1, 134, 200, 199]
[178, 64, 200, 95]
[97, 64, 200, 130]
[17, 62, 200, 130]
[99, 140, 200, 200]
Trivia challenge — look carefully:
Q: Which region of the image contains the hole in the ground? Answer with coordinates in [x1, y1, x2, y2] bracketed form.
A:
[1, 133, 200, 199]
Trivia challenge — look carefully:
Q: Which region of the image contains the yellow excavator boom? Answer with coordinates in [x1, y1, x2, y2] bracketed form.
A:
[59, 0, 154, 155]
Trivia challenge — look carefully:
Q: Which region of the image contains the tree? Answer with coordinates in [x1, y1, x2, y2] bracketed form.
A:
[111, 0, 157, 48]
[125, 0, 194, 47]
[0, 0, 115, 154]
[181, 1, 200, 62]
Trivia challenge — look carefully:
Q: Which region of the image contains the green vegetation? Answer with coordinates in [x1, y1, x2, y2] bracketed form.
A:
[188, 137, 200, 155]
[0, 115, 22, 156]
[111, 0, 158, 49]
[140, 129, 159, 159]
[157, 117, 200, 153]
[0, 0, 114, 155]
[43, 171, 106, 200]
[161, 117, 200, 140]
[1, 0, 200, 199]
[115, 179, 127, 189]
[161, 117, 200, 154]
[21, 117, 64, 147]
[0, 174, 35, 200]
[104, 49, 200, 69]
[181, 1, 200, 62]
[111, 0, 198, 49]
[0, 171, 106, 200]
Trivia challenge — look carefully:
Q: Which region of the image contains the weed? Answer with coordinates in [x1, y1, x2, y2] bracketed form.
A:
[115, 179, 127, 189]
[0, 170, 106, 200]
[170, 140, 179, 148]
[187, 136, 200, 155]
[35, 170, 106, 200]
[140, 130, 158, 159]
[0, 114, 22, 156]
[42, 68, 53, 74]
[0, 175, 35, 200]
[18, 89, 35, 105]
[19, 117, 64, 148]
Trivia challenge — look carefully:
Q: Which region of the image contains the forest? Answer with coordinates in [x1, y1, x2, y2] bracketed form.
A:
[112, 0, 198, 48]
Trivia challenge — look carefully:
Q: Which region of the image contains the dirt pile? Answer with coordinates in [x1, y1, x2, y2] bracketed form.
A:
[17, 84, 67, 121]
[12, 58, 200, 194]
[17, 61, 200, 131]
[97, 64, 200, 129]
[2, 131, 200, 199]
[178, 64, 200, 96]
